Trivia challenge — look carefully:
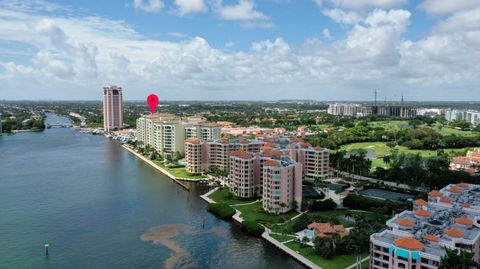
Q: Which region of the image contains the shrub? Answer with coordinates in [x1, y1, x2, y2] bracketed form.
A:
[309, 199, 337, 211]
[241, 221, 264, 237]
[207, 203, 235, 220]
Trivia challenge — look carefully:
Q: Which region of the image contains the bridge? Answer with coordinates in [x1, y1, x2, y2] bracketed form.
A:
[46, 124, 73, 128]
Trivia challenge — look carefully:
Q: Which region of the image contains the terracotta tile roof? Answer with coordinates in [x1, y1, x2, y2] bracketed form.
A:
[314, 146, 323, 151]
[264, 160, 280, 167]
[394, 237, 424, 250]
[445, 228, 464, 238]
[185, 137, 201, 144]
[423, 233, 440, 242]
[456, 182, 469, 188]
[230, 149, 252, 159]
[415, 209, 432, 217]
[455, 217, 474, 225]
[439, 197, 453, 204]
[396, 218, 415, 227]
[414, 199, 428, 206]
[448, 187, 463, 194]
[451, 157, 471, 165]
[302, 142, 312, 147]
[428, 191, 442, 197]
[464, 203, 472, 208]
[290, 137, 303, 143]
[307, 223, 348, 238]
[272, 150, 284, 157]
[221, 139, 229, 144]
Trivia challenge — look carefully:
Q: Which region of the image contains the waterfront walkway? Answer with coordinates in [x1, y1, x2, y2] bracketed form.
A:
[122, 145, 190, 190]
[262, 229, 322, 269]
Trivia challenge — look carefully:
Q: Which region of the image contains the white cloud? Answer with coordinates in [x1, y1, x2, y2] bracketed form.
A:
[323, 28, 332, 39]
[241, 21, 275, 29]
[174, 0, 208, 15]
[418, 0, 480, 16]
[314, 0, 407, 10]
[0, 2, 479, 100]
[133, 0, 164, 13]
[214, 0, 268, 21]
[322, 8, 361, 25]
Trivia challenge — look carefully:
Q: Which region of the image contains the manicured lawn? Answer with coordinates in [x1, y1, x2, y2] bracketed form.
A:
[271, 210, 350, 234]
[270, 233, 296, 242]
[339, 141, 470, 171]
[434, 125, 478, 137]
[340, 142, 391, 157]
[153, 161, 206, 179]
[234, 201, 299, 227]
[368, 120, 409, 130]
[208, 187, 255, 205]
[285, 242, 367, 269]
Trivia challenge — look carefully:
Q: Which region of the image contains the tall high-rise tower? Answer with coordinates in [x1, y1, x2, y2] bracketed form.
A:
[103, 85, 123, 132]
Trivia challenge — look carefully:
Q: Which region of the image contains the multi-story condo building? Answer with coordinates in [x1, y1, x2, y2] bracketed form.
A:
[369, 183, 480, 269]
[328, 103, 417, 118]
[103, 85, 123, 132]
[328, 103, 363, 116]
[228, 149, 258, 199]
[445, 109, 480, 126]
[185, 137, 328, 213]
[262, 158, 303, 214]
[136, 114, 221, 156]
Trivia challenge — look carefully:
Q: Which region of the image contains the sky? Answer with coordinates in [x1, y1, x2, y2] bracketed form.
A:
[0, 0, 479, 101]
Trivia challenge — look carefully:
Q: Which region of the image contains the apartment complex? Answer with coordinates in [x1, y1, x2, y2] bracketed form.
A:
[136, 113, 221, 156]
[450, 148, 480, 175]
[103, 85, 123, 132]
[327, 103, 417, 118]
[370, 183, 480, 269]
[445, 109, 480, 126]
[185, 137, 330, 213]
[328, 103, 363, 117]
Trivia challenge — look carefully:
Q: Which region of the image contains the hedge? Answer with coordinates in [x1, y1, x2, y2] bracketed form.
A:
[241, 220, 265, 237]
[207, 203, 236, 220]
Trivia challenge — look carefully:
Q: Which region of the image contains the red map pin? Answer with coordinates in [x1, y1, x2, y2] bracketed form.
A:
[147, 94, 159, 114]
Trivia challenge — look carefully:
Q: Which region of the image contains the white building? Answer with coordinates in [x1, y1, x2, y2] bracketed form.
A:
[136, 114, 221, 157]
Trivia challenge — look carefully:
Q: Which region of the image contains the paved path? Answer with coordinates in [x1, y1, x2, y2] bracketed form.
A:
[200, 187, 219, 204]
[345, 256, 370, 269]
[262, 229, 322, 269]
[122, 145, 190, 190]
[334, 169, 419, 191]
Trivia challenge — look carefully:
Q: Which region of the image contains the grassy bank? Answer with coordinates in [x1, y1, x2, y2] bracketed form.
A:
[153, 160, 206, 180]
[285, 241, 368, 269]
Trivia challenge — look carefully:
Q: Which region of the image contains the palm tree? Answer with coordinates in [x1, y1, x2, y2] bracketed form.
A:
[439, 248, 479, 269]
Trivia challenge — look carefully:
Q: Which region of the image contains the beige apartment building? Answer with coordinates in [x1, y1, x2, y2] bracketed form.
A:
[369, 183, 480, 269]
[136, 113, 221, 157]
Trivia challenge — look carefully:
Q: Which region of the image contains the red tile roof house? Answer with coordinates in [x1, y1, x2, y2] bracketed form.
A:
[307, 222, 348, 239]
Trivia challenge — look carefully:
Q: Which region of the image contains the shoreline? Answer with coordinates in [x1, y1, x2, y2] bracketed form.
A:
[200, 188, 322, 269]
[121, 145, 190, 191]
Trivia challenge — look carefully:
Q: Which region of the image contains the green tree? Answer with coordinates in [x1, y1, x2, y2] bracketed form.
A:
[439, 248, 479, 269]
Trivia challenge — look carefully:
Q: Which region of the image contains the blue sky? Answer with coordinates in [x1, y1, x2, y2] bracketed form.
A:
[0, 0, 479, 101]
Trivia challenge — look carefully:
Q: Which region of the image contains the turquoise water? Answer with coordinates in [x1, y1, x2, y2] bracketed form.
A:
[0, 114, 302, 269]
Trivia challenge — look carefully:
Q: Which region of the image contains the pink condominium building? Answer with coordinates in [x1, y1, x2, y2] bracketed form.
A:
[369, 183, 480, 269]
[185, 136, 330, 213]
[103, 85, 123, 132]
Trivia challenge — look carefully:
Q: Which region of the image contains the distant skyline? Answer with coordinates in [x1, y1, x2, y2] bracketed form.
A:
[0, 0, 479, 101]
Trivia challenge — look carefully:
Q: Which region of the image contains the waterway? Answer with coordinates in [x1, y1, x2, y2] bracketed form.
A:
[0, 114, 303, 269]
